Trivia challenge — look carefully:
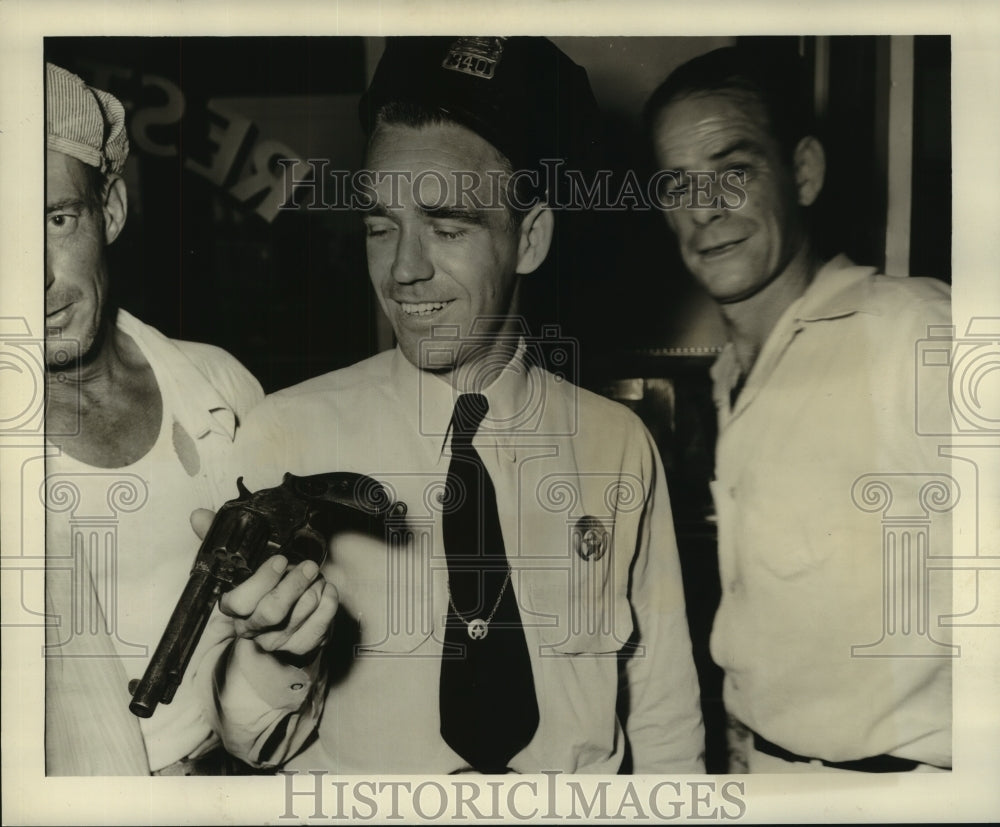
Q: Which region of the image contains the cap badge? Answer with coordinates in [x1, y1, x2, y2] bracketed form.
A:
[573, 516, 609, 562]
[442, 37, 505, 80]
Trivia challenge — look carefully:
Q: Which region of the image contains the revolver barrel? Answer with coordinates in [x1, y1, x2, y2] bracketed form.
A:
[128, 570, 223, 718]
[129, 504, 271, 718]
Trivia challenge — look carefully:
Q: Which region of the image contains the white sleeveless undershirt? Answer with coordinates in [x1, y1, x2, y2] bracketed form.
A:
[46, 380, 216, 771]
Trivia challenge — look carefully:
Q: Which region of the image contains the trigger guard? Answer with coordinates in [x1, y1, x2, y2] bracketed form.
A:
[284, 526, 328, 568]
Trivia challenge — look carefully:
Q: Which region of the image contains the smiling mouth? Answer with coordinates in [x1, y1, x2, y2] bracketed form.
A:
[46, 303, 73, 324]
[699, 239, 746, 258]
[398, 300, 454, 317]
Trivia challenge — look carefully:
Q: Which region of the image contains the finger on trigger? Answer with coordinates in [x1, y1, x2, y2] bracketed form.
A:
[219, 555, 289, 618]
[248, 557, 320, 626]
[285, 579, 324, 630]
[322, 580, 340, 610]
[286, 581, 339, 655]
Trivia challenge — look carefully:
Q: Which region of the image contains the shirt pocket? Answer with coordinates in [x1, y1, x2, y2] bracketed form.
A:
[523, 565, 634, 655]
[330, 536, 434, 655]
[354, 603, 434, 654]
[734, 457, 843, 579]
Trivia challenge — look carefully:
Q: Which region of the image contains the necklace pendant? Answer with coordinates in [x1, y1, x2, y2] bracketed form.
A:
[467, 619, 489, 640]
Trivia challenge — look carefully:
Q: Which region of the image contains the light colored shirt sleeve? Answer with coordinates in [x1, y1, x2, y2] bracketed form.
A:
[621, 423, 706, 773]
[197, 627, 329, 768]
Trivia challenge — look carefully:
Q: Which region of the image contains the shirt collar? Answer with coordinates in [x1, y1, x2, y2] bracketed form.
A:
[792, 254, 880, 322]
[116, 309, 239, 441]
[388, 339, 534, 462]
[710, 254, 879, 418]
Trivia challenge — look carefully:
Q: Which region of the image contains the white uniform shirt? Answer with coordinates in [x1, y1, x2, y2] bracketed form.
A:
[194, 344, 705, 773]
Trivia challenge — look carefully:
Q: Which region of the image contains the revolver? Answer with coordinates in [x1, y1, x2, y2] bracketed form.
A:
[128, 471, 407, 718]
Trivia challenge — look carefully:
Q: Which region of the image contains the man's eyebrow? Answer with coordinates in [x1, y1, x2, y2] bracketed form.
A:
[709, 139, 765, 162]
[417, 204, 486, 225]
[46, 198, 86, 214]
[363, 202, 487, 225]
[364, 203, 392, 219]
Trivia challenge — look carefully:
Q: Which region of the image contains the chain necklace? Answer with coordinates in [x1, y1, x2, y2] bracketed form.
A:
[447, 569, 512, 640]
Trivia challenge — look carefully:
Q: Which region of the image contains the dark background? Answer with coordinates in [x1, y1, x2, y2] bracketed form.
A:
[45, 36, 951, 387]
[45, 35, 952, 773]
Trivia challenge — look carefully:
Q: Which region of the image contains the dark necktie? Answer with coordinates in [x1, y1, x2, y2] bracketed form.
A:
[439, 393, 539, 772]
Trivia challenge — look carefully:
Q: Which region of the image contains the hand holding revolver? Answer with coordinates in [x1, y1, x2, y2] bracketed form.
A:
[129, 472, 406, 718]
[202, 531, 338, 660]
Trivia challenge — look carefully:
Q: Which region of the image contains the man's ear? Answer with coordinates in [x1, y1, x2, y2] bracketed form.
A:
[515, 203, 554, 275]
[793, 136, 826, 207]
[103, 175, 128, 245]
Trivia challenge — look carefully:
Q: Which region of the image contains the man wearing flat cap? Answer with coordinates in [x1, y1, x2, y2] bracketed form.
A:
[194, 36, 705, 774]
[44, 63, 263, 775]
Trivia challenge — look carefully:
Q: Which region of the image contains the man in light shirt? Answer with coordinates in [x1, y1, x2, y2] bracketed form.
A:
[646, 45, 952, 773]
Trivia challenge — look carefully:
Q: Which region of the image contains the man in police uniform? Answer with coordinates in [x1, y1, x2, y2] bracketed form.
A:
[193, 37, 704, 774]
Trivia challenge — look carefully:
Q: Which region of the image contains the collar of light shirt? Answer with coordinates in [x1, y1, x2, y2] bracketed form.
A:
[711, 253, 879, 416]
[117, 309, 240, 442]
[388, 336, 540, 464]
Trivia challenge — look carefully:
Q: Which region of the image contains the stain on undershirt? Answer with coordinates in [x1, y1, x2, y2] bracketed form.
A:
[172, 419, 200, 476]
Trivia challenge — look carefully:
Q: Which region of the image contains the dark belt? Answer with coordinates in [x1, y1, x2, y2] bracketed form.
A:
[751, 732, 924, 773]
